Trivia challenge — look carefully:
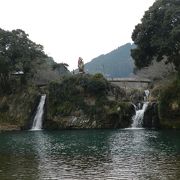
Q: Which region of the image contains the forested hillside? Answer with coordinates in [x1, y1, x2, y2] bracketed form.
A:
[85, 43, 135, 78]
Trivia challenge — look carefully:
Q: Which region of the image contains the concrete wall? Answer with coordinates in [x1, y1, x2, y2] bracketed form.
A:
[109, 81, 150, 90]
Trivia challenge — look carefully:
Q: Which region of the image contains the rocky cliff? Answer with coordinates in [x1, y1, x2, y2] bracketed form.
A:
[45, 74, 135, 129]
[0, 86, 40, 131]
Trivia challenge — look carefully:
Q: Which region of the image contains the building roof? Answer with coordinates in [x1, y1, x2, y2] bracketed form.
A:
[11, 71, 24, 75]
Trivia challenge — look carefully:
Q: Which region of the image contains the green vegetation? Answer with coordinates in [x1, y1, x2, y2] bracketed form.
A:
[0, 28, 70, 94]
[48, 74, 108, 117]
[47, 74, 134, 129]
[131, 0, 180, 128]
[0, 28, 135, 130]
[0, 85, 39, 130]
[0, 27, 70, 88]
[0, 28, 71, 130]
[0, 28, 48, 130]
[131, 0, 180, 73]
[0, 28, 47, 94]
[159, 77, 180, 128]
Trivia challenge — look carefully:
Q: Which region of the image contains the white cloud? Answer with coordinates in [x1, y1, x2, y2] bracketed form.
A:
[0, 0, 155, 70]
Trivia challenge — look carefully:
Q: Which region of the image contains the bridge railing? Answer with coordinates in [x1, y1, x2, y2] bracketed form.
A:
[107, 77, 151, 83]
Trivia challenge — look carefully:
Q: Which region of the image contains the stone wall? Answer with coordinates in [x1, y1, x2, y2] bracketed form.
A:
[110, 81, 150, 90]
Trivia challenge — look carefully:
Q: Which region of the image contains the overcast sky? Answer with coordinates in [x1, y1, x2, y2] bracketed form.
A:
[0, 0, 155, 70]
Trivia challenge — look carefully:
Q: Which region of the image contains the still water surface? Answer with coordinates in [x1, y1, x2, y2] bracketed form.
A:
[0, 129, 180, 180]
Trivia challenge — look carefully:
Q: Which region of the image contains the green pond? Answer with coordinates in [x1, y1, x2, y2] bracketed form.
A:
[0, 129, 180, 180]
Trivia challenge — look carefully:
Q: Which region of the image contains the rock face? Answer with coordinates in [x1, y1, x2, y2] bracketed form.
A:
[0, 74, 136, 131]
[45, 74, 135, 129]
[143, 102, 160, 128]
[128, 90, 145, 104]
[158, 79, 180, 129]
[0, 86, 40, 131]
[45, 102, 135, 130]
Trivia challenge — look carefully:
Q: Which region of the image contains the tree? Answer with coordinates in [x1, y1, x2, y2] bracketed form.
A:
[0, 55, 12, 92]
[131, 0, 180, 73]
[52, 63, 69, 70]
[0, 28, 47, 92]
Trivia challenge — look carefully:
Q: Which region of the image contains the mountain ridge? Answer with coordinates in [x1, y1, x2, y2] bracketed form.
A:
[85, 43, 135, 78]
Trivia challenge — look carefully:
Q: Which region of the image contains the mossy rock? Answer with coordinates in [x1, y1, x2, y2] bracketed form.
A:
[0, 85, 40, 129]
[160, 119, 180, 129]
[159, 77, 180, 128]
[46, 74, 134, 129]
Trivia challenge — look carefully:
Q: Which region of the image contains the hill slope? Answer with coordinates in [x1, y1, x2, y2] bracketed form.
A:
[33, 57, 71, 84]
[85, 43, 135, 78]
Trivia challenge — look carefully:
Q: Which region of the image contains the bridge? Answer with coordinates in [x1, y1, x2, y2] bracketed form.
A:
[35, 77, 152, 90]
[107, 77, 152, 89]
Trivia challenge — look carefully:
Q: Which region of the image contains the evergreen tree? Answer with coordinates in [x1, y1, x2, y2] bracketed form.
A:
[0, 28, 47, 92]
[131, 0, 180, 73]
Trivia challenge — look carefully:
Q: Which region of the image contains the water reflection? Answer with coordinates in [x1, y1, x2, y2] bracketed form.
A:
[30, 130, 114, 180]
[0, 132, 39, 180]
[108, 130, 180, 179]
[0, 130, 180, 179]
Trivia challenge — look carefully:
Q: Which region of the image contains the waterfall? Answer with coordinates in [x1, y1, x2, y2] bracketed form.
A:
[131, 102, 149, 128]
[31, 94, 46, 131]
[131, 89, 149, 128]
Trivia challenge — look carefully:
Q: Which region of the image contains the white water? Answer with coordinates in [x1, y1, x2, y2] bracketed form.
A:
[31, 95, 46, 131]
[131, 89, 149, 128]
[144, 89, 150, 101]
[131, 102, 149, 128]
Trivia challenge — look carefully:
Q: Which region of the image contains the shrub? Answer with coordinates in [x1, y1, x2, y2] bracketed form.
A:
[0, 102, 9, 113]
[159, 76, 180, 120]
[86, 74, 107, 95]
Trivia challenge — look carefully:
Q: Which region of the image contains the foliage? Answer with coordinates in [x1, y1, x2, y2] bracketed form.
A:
[47, 74, 134, 129]
[131, 0, 180, 72]
[0, 28, 47, 93]
[48, 74, 109, 116]
[0, 85, 39, 128]
[52, 63, 69, 70]
[0, 55, 12, 93]
[56, 102, 75, 116]
[159, 76, 180, 122]
[86, 74, 108, 95]
[0, 101, 9, 113]
[48, 74, 109, 122]
[49, 77, 84, 116]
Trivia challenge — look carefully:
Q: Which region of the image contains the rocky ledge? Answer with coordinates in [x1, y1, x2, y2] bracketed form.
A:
[45, 74, 135, 129]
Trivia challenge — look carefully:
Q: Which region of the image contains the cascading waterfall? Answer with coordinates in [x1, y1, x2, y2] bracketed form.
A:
[131, 102, 149, 128]
[31, 94, 46, 131]
[131, 90, 149, 128]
